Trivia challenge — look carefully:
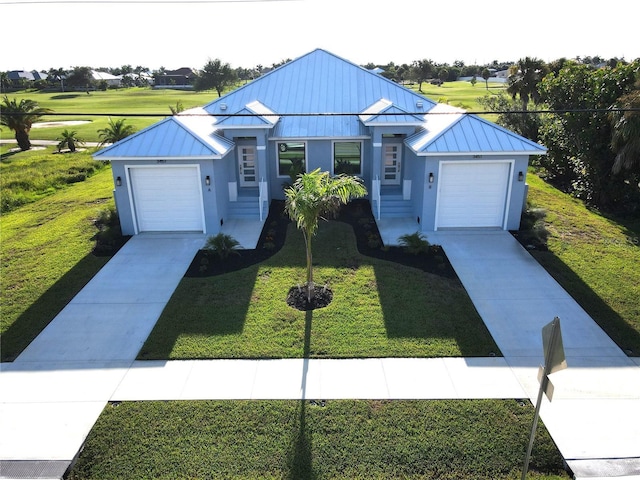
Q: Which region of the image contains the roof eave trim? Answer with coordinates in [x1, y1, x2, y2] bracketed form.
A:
[414, 150, 547, 157]
[363, 121, 424, 127]
[269, 135, 371, 141]
[94, 155, 224, 161]
[215, 124, 275, 130]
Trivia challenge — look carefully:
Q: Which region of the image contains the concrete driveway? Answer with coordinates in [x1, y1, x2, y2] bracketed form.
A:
[432, 231, 640, 478]
[0, 233, 205, 478]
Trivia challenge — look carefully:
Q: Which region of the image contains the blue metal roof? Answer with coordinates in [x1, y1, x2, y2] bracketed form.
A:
[204, 49, 436, 137]
[406, 104, 546, 156]
[94, 110, 234, 159]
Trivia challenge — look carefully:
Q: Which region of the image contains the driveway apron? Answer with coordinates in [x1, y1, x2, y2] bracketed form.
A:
[433, 231, 640, 478]
[0, 234, 204, 476]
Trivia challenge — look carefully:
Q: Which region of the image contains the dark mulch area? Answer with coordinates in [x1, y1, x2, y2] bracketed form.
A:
[286, 285, 334, 311]
[185, 199, 457, 279]
[336, 199, 457, 279]
[186, 201, 291, 277]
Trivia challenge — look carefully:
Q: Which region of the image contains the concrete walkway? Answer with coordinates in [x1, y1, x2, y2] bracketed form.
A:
[431, 231, 640, 479]
[1, 231, 639, 479]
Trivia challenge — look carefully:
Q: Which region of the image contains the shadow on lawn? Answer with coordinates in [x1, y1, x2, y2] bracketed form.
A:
[1, 254, 109, 362]
[530, 248, 640, 355]
[286, 310, 316, 480]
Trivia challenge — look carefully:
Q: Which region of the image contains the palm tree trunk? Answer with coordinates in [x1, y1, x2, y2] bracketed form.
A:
[304, 229, 314, 303]
[15, 129, 31, 151]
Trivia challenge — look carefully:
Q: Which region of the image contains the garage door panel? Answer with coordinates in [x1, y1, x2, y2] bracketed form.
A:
[437, 162, 510, 229]
[129, 167, 203, 232]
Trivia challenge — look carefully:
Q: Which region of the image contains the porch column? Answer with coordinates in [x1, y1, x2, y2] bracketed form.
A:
[372, 130, 383, 186]
[256, 134, 268, 198]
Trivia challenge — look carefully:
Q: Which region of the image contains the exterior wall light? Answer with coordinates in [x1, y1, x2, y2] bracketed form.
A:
[518, 171, 524, 182]
[116, 176, 122, 187]
[429, 172, 434, 183]
[205, 175, 211, 186]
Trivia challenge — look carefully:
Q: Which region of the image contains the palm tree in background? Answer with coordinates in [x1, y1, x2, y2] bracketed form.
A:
[97, 118, 136, 146]
[285, 169, 367, 303]
[0, 95, 52, 151]
[56, 129, 85, 152]
[507, 57, 548, 110]
[609, 79, 640, 173]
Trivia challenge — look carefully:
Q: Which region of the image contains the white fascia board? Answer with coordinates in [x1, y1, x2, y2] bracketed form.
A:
[269, 135, 371, 141]
[415, 150, 547, 157]
[363, 121, 424, 127]
[94, 155, 223, 161]
[216, 123, 274, 130]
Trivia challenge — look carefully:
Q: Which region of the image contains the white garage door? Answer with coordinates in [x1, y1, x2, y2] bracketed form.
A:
[129, 166, 204, 232]
[436, 162, 511, 229]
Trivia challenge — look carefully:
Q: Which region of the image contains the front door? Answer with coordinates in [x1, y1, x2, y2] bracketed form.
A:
[382, 142, 402, 185]
[238, 145, 258, 187]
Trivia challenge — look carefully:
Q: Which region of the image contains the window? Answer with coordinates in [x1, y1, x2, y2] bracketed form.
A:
[333, 141, 362, 175]
[277, 142, 306, 178]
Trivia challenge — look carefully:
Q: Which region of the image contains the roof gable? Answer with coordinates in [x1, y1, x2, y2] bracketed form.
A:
[94, 113, 234, 159]
[406, 104, 546, 156]
[215, 100, 280, 128]
[360, 99, 425, 126]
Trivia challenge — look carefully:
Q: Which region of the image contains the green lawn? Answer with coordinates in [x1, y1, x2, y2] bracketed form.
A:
[3, 86, 239, 143]
[408, 80, 507, 119]
[0, 153, 115, 361]
[140, 221, 498, 359]
[1, 146, 107, 212]
[68, 399, 568, 480]
[525, 174, 640, 354]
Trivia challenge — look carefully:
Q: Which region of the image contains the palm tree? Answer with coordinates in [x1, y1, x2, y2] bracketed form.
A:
[0, 95, 52, 150]
[609, 82, 640, 173]
[284, 169, 367, 303]
[56, 129, 85, 152]
[97, 118, 136, 146]
[506, 57, 548, 110]
[481, 68, 491, 90]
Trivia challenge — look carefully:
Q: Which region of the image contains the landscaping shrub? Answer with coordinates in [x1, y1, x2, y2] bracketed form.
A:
[204, 233, 240, 260]
[398, 231, 430, 255]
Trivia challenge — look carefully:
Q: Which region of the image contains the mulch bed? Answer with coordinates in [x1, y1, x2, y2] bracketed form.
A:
[185, 199, 456, 279]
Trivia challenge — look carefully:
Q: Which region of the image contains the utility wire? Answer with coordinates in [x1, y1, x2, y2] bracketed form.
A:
[0, 0, 297, 4]
[3, 109, 640, 117]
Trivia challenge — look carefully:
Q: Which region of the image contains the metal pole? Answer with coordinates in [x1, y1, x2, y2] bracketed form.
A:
[521, 318, 559, 480]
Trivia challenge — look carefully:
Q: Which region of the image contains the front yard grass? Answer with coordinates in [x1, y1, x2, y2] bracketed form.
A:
[525, 173, 640, 354]
[1, 147, 107, 213]
[0, 161, 115, 361]
[68, 399, 568, 480]
[140, 221, 498, 359]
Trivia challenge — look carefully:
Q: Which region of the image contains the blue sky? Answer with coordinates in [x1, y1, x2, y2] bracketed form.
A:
[3, 0, 638, 71]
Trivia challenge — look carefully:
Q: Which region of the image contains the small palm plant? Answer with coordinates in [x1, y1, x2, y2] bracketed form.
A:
[398, 232, 430, 255]
[204, 233, 240, 261]
[56, 129, 85, 152]
[285, 168, 367, 303]
[97, 118, 136, 146]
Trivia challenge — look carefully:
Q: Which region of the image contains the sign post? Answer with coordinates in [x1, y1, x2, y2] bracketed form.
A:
[521, 317, 567, 480]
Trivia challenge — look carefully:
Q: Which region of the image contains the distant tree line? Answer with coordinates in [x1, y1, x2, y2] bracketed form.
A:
[479, 57, 640, 214]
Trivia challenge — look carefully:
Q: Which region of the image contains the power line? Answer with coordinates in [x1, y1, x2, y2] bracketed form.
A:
[3, 109, 640, 117]
[0, 0, 296, 4]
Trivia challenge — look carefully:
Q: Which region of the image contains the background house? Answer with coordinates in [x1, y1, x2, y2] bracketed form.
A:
[154, 68, 196, 89]
[95, 49, 545, 244]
